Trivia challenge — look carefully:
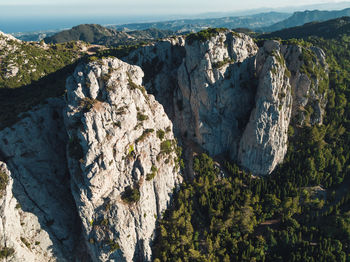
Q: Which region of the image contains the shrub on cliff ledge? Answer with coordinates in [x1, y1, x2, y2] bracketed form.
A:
[0, 170, 8, 197]
[0, 246, 14, 259]
[160, 140, 173, 154]
[146, 165, 158, 181]
[121, 186, 140, 204]
[137, 112, 148, 121]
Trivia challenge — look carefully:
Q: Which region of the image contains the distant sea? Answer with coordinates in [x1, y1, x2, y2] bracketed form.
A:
[0, 15, 174, 33]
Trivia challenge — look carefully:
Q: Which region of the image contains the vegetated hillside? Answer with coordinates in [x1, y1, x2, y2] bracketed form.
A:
[264, 7, 350, 32]
[152, 30, 350, 262]
[0, 31, 100, 129]
[44, 24, 174, 46]
[113, 12, 291, 32]
[260, 17, 350, 40]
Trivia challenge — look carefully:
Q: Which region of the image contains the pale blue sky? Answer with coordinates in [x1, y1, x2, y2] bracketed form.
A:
[0, 0, 348, 15]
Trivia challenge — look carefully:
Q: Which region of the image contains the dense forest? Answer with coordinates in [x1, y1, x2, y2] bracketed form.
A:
[152, 32, 350, 261]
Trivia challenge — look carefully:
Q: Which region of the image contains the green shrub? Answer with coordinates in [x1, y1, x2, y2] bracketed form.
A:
[88, 56, 99, 62]
[20, 237, 30, 248]
[128, 144, 134, 155]
[160, 140, 173, 154]
[108, 239, 120, 252]
[128, 78, 139, 90]
[0, 246, 15, 259]
[135, 129, 154, 144]
[186, 28, 227, 45]
[0, 170, 8, 197]
[137, 112, 148, 121]
[146, 165, 158, 181]
[212, 57, 235, 69]
[157, 129, 165, 140]
[79, 97, 97, 112]
[285, 68, 292, 78]
[121, 186, 140, 204]
[113, 121, 121, 128]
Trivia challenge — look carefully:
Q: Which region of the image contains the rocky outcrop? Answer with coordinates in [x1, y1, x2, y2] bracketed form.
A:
[238, 40, 327, 174]
[64, 58, 182, 261]
[238, 40, 293, 175]
[0, 99, 85, 261]
[126, 33, 328, 175]
[0, 31, 21, 47]
[175, 32, 258, 158]
[282, 44, 328, 125]
[127, 30, 259, 166]
[0, 32, 21, 78]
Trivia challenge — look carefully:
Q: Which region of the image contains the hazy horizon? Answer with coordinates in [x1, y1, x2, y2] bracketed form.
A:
[1, 0, 350, 33]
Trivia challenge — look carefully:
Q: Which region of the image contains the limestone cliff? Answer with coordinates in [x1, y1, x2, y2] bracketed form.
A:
[126, 32, 327, 175]
[0, 99, 85, 261]
[64, 58, 182, 261]
[0, 30, 328, 262]
[238, 40, 293, 175]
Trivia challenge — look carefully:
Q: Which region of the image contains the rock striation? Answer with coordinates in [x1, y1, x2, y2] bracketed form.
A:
[238, 40, 293, 174]
[64, 58, 182, 261]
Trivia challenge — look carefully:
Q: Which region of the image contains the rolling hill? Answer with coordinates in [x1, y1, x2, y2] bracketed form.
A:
[44, 24, 174, 46]
[261, 16, 350, 39]
[264, 7, 350, 32]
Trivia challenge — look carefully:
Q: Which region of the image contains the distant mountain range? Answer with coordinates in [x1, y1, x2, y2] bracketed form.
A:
[260, 16, 350, 39]
[263, 7, 350, 32]
[112, 12, 290, 32]
[15, 7, 350, 44]
[42, 12, 291, 46]
[44, 24, 174, 46]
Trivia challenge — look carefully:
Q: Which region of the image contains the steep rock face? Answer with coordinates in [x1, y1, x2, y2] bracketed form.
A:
[0, 99, 84, 261]
[127, 33, 327, 175]
[64, 58, 182, 261]
[282, 44, 328, 125]
[238, 41, 293, 175]
[175, 32, 258, 158]
[128, 31, 259, 160]
[238, 40, 328, 174]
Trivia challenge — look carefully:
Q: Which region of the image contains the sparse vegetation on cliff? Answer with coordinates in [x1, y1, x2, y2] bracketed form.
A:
[0, 170, 8, 197]
[121, 185, 141, 204]
[186, 28, 228, 45]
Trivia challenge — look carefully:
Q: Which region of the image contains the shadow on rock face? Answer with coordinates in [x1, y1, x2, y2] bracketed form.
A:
[0, 99, 91, 261]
